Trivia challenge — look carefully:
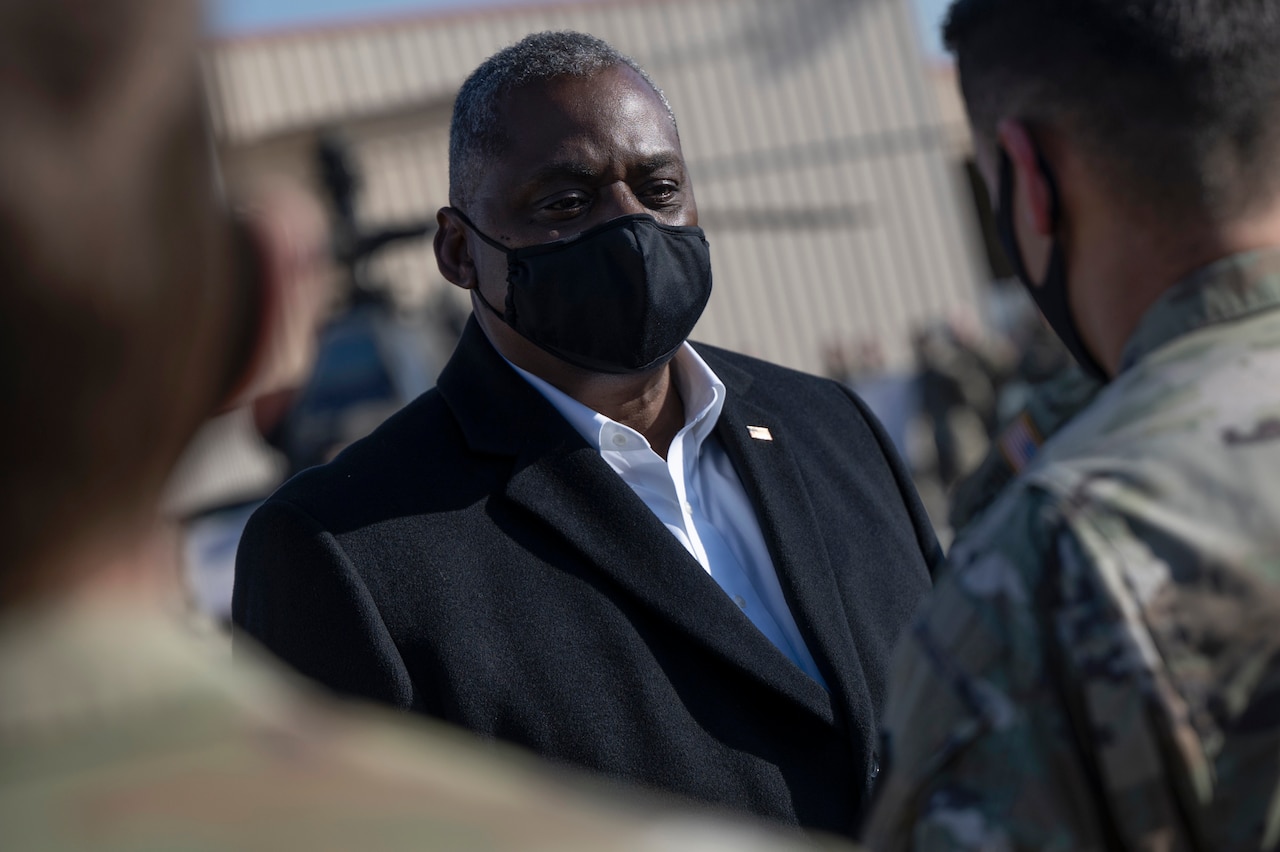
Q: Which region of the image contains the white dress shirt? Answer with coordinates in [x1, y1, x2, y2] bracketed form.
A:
[507, 345, 828, 689]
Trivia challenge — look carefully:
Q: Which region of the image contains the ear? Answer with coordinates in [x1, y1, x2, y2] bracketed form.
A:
[996, 120, 1056, 237]
[434, 206, 477, 290]
[218, 182, 332, 413]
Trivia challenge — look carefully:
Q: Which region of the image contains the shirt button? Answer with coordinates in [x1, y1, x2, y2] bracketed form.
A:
[734, 595, 747, 609]
[611, 433, 628, 447]
[682, 501, 693, 514]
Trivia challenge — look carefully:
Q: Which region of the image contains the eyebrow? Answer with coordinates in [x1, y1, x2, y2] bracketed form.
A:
[517, 161, 602, 194]
[635, 154, 684, 174]
[516, 154, 686, 194]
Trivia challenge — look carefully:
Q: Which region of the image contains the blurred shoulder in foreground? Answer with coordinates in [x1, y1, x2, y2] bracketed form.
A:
[1, 601, 840, 851]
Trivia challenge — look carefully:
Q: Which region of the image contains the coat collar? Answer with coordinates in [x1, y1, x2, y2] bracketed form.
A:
[436, 316, 574, 456]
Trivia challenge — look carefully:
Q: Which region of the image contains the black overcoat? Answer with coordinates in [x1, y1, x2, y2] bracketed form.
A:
[233, 318, 940, 838]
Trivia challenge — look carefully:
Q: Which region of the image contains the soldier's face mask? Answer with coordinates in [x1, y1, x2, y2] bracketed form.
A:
[454, 210, 713, 375]
[996, 148, 1109, 383]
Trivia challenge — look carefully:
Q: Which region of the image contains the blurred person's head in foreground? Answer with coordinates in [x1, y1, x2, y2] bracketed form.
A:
[0, 0, 327, 609]
[946, 0, 1280, 380]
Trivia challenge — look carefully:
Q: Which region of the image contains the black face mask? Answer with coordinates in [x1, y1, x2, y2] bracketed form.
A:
[996, 149, 1109, 382]
[454, 210, 713, 374]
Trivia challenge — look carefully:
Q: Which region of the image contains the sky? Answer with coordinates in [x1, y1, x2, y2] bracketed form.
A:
[210, 0, 953, 58]
[914, 0, 950, 57]
[211, 0, 557, 34]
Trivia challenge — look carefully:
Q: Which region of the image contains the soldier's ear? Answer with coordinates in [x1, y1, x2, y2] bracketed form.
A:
[995, 120, 1057, 285]
[997, 120, 1056, 238]
[218, 182, 333, 412]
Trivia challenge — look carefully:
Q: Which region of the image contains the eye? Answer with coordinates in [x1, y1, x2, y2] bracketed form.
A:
[542, 193, 590, 215]
[643, 182, 680, 207]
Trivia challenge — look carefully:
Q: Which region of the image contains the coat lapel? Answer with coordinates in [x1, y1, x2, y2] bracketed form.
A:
[437, 320, 835, 722]
[706, 351, 877, 752]
[502, 438, 834, 721]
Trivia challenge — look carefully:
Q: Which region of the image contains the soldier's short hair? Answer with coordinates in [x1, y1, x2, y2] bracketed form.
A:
[944, 0, 1280, 221]
[448, 31, 675, 208]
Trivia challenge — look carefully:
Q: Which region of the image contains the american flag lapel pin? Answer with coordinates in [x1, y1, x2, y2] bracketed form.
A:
[747, 426, 773, 442]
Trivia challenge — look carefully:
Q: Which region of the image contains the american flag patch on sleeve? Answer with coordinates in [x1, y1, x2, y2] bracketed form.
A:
[998, 411, 1042, 473]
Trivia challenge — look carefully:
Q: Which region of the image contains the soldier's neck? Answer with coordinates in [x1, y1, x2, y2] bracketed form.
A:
[1, 520, 186, 616]
[1072, 200, 1280, 376]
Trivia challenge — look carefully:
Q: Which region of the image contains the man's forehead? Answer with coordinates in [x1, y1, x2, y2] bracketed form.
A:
[488, 67, 681, 173]
[499, 66, 674, 139]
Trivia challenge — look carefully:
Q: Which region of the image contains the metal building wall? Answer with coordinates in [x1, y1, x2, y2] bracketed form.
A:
[205, 0, 983, 374]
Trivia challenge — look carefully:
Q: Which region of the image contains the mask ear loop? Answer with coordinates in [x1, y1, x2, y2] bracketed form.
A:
[449, 207, 508, 253]
[998, 148, 1060, 286]
[448, 207, 517, 324]
[996, 147, 1109, 381]
[1035, 148, 1063, 245]
[997, 143, 1067, 285]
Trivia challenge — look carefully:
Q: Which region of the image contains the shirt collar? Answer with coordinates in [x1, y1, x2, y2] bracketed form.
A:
[504, 343, 726, 452]
[1120, 247, 1280, 372]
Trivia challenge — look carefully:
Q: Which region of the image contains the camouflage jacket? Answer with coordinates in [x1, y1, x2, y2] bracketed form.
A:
[864, 249, 1280, 851]
[0, 602, 847, 852]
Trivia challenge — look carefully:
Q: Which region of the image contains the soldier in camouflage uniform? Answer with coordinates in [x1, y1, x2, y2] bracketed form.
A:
[0, 3, 844, 849]
[865, 1, 1280, 849]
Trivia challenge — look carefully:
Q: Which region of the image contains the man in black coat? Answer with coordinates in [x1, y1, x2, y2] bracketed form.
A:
[234, 30, 940, 840]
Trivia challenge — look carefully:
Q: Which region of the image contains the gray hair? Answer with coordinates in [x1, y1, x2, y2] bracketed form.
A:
[448, 31, 675, 208]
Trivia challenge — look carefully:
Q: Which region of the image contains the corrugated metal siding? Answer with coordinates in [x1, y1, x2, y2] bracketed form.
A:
[205, 0, 983, 373]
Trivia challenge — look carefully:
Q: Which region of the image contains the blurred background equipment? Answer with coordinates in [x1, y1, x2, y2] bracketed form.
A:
[263, 133, 448, 476]
[169, 133, 451, 622]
